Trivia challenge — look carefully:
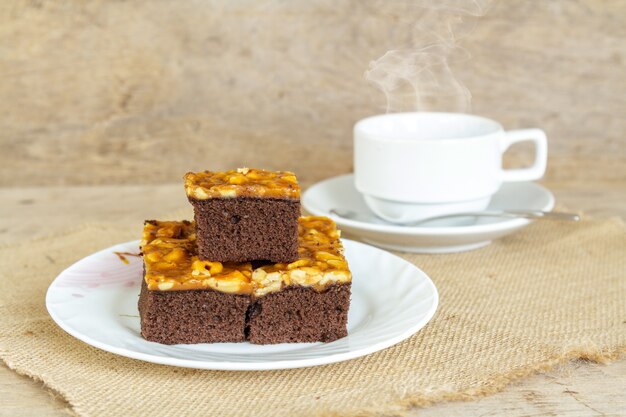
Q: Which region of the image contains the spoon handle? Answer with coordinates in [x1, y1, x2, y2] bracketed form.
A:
[503, 210, 581, 221]
[411, 210, 580, 225]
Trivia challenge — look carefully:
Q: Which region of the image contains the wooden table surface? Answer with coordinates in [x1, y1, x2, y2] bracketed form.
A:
[1, 181, 624, 416]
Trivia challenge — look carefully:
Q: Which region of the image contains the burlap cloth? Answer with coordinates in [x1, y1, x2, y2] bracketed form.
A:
[0, 217, 624, 417]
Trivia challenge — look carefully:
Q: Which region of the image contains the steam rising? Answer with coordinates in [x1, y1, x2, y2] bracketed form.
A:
[365, 0, 493, 113]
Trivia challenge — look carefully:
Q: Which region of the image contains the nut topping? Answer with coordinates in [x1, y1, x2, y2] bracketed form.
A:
[184, 168, 300, 200]
[141, 216, 350, 295]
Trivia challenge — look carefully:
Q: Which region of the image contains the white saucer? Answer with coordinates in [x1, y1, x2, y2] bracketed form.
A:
[302, 174, 555, 253]
[46, 239, 438, 371]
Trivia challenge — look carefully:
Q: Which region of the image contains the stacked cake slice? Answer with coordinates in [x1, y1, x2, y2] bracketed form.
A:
[138, 168, 352, 345]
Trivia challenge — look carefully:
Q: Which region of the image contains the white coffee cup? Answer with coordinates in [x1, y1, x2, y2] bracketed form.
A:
[353, 112, 548, 223]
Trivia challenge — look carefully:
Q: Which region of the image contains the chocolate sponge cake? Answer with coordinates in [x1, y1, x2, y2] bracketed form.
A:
[184, 168, 300, 263]
[246, 284, 351, 344]
[246, 216, 352, 344]
[138, 217, 351, 345]
[138, 220, 253, 344]
[138, 280, 250, 344]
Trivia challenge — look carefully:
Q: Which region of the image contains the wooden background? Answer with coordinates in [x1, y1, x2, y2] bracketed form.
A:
[1, 0, 625, 186]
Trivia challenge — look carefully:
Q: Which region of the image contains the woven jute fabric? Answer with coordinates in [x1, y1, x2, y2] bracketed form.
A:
[0, 218, 624, 417]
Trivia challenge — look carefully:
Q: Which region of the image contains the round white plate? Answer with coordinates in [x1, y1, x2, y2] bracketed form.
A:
[302, 174, 555, 253]
[46, 239, 438, 371]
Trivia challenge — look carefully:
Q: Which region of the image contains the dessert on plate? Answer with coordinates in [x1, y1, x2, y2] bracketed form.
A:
[138, 170, 352, 345]
[184, 168, 300, 263]
[138, 220, 251, 344]
[247, 216, 351, 344]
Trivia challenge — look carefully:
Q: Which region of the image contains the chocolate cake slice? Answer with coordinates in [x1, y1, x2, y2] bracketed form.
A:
[184, 168, 300, 263]
[246, 216, 352, 344]
[138, 220, 253, 344]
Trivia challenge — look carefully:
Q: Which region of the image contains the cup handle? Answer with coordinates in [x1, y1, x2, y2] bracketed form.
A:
[500, 128, 548, 182]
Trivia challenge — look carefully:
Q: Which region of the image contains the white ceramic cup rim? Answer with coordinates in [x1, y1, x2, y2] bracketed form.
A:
[354, 112, 504, 143]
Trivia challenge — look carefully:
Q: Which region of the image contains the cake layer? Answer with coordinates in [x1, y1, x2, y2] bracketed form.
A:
[140, 217, 351, 296]
[138, 280, 250, 344]
[246, 284, 351, 344]
[192, 197, 300, 263]
[184, 168, 300, 200]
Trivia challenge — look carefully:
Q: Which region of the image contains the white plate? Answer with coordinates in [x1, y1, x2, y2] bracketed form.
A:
[303, 174, 554, 253]
[46, 239, 438, 371]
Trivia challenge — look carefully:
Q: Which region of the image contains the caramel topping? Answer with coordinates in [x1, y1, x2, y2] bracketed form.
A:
[141, 216, 351, 295]
[141, 220, 253, 293]
[113, 251, 141, 265]
[184, 168, 300, 200]
[252, 216, 351, 295]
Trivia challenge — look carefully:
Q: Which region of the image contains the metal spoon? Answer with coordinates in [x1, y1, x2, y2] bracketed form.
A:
[329, 208, 580, 227]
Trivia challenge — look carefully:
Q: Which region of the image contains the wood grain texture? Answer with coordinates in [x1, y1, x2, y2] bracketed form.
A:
[1, 0, 625, 186]
[0, 181, 624, 416]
